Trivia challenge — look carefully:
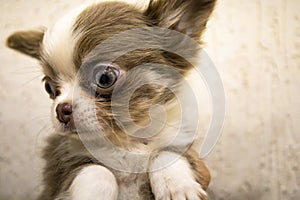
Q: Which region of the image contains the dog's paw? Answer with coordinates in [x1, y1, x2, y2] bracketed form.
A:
[149, 152, 207, 200]
[150, 171, 207, 200]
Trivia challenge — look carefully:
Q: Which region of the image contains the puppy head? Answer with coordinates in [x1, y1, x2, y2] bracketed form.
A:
[7, 0, 216, 147]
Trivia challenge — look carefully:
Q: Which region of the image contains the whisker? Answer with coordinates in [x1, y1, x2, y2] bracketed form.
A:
[21, 74, 43, 86]
[33, 124, 53, 152]
[28, 115, 51, 121]
[99, 118, 125, 145]
[11, 66, 41, 74]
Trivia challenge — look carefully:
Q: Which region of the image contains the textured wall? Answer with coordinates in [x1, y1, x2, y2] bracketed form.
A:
[0, 0, 299, 200]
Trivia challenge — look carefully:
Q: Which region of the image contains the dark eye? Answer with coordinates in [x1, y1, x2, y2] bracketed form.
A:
[43, 77, 58, 99]
[94, 65, 119, 89]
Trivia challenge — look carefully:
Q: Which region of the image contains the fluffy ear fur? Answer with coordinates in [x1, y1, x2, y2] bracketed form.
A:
[144, 0, 216, 40]
[6, 30, 44, 59]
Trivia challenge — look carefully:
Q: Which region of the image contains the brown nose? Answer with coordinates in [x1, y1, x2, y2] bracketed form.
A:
[56, 102, 73, 124]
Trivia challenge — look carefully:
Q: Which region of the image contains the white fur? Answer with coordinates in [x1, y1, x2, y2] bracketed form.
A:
[146, 102, 197, 151]
[44, 0, 206, 178]
[42, 4, 89, 79]
[41, 0, 147, 79]
[56, 82, 74, 103]
[52, 80, 105, 136]
[69, 165, 118, 200]
[149, 152, 207, 200]
[51, 81, 74, 131]
[44, 0, 204, 150]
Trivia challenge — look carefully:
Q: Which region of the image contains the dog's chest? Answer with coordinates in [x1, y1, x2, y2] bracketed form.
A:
[111, 170, 154, 200]
[66, 137, 154, 199]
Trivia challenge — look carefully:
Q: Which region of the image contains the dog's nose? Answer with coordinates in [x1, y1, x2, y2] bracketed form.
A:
[56, 102, 73, 124]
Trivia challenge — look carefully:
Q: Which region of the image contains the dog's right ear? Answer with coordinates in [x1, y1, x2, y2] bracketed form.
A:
[144, 0, 216, 40]
[6, 30, 44, 60]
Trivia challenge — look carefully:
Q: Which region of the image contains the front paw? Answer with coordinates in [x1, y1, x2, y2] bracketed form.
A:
[150, 172, 207, 200]
[149, 152, 207, 200]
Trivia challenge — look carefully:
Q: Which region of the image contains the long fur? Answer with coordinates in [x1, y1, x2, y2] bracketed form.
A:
[6, 0, 216, 199]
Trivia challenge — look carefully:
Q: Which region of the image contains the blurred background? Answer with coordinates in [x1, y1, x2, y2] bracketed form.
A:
[0, 0, 299, 199]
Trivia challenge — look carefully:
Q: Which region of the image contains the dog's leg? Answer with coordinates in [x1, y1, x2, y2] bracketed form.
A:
[69, 165, 118, 200]
[184, 149, 211, 191]
[149, 152, 207, 200]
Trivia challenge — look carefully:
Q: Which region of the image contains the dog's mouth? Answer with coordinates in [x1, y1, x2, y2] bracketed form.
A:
[58, 118, 77, 134]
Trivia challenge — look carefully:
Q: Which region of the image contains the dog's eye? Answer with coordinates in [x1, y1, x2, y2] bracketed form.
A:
[43, 77, 58, 99]
[94, 65, 119, 89]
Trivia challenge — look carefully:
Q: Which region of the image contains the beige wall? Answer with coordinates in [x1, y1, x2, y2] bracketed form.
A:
[0, 0, 299, 199]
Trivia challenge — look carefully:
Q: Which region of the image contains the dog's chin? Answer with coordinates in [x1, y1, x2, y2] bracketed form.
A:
[55, 121, 104, 136]
[55, 121, 78, 135]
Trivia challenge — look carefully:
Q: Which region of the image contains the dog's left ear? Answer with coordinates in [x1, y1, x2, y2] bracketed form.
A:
[144, 0, 216, 40]
[6, 30, 44, 59]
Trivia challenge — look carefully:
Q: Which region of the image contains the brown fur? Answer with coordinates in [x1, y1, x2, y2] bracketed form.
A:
[6, 30, 44, 59]
[73, 2, 148, 68]
[6, 0, 216, 199]
[185, 149, 211, 190]
[37, 135, 96, 200]
[145, 0, 216, 40]
[68, 1, 216, 148]
[38, 134, 210, 200]
[38, 134, 151, 199]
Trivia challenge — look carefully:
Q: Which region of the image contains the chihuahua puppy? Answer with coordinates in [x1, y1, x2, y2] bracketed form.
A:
[7, 0, 216, 199]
